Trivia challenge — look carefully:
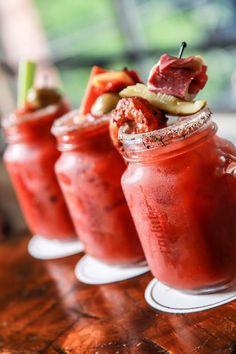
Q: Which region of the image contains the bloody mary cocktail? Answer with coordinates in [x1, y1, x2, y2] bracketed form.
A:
[120, 108, 236, 292]
[52, 110, 144, 264]
[110, 48, 236, 292]
[3, 94, 76, 239]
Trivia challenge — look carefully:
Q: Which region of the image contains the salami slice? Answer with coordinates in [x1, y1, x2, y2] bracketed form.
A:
[147, 54, 208, 101]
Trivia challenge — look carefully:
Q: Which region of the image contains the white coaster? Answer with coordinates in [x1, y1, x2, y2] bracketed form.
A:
[28, 234, 84, 260]
[74, 255, 149, 285]
[145, 278, 236, 314]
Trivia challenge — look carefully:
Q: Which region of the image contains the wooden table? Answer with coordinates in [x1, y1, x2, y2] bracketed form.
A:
[1, 234, 236, 354]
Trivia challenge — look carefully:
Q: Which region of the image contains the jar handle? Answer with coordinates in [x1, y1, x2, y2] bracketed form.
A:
[223, 154, 236, 177]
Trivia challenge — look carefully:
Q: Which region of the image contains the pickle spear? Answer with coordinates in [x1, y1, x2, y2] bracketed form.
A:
[120, 83, 206, 116]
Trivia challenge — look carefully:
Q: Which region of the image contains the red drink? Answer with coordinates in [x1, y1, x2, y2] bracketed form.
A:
[3, 100, 76, 239]
[120, 108, 236, 292]
[52, 110, 144, 264]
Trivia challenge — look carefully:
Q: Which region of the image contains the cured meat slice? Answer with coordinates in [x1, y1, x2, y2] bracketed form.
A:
[147, 54, 208, 101]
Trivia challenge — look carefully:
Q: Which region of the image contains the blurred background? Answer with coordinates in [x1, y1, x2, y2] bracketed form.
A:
[0, 0, 236, 234]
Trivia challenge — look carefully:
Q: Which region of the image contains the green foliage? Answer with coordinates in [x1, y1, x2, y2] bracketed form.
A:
[36, 0, 112, 35]
[59, 68, 90, 108]
[35, 0, 236, 110]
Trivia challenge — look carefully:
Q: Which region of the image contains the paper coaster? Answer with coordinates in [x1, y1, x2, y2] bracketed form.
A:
[28, 234, 84, 260]
[145, 278, 236, 314]
[74, 255, 149, 285]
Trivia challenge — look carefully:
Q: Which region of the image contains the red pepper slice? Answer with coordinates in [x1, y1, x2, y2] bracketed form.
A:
[80, 66, 142, 115]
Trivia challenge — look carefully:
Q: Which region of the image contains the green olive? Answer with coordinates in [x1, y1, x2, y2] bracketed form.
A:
[91, 93, 120, 116]
[27, 87, 62, 109]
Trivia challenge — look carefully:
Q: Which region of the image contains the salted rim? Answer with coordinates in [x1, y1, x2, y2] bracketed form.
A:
[2, 102, 62, 129]
[119, 106, 212, 149]
[51, 108, 110, 136]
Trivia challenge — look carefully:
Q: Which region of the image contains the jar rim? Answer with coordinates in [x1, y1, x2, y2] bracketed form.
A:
[51, 108, 110, 137]
[2, 102, 64, 129]
[119, 106, 212, 150]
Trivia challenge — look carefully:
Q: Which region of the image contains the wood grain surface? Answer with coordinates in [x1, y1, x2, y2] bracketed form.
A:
[1, 234, 236, 354]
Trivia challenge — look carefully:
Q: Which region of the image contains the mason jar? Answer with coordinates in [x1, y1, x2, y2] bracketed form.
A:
[120, 107, 236, 293]
[3, 101, 76, 239]
[52, 110, 145, 265]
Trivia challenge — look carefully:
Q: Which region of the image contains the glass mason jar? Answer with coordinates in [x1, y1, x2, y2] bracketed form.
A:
[52, 110, 145, 265]
[3, 101, 76, 240]
[120, 107, 236, 293]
